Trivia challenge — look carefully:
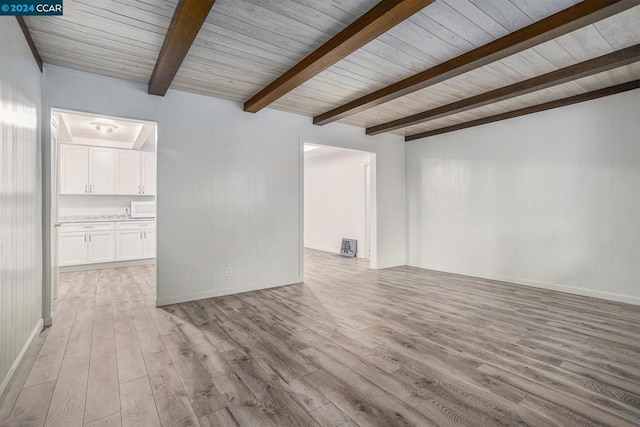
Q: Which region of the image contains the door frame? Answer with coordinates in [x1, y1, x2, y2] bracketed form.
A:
[364, 163, 371, 259]
[50, 115, 59, 301]
[44, 107, 158, 325]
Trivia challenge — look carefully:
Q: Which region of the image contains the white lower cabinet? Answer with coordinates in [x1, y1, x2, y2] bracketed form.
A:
[116, 229, 143, 260]
[87, 231, 116, 263]
[116, 221, 156, 261]
[59, 220, 155, 267]
[58, 231, 89, 266]
[142, 228, 156, 258]
[58, 223, 115, 266]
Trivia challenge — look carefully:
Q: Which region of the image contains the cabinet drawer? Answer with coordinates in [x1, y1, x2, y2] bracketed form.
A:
[60, 222, 115, 233]
[116, 221, 155, 230]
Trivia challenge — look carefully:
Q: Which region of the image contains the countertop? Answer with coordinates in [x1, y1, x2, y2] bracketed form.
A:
[58, 215, 155, 223]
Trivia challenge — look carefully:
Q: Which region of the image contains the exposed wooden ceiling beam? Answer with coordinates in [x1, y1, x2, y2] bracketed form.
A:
[148, 0, 216, 96]
[366, 44, 640, 135]
[405, 80, 640, 141]
[15, 17, 42, 72]
[243, 0, 434, 113]
[314, 0, 638, 126]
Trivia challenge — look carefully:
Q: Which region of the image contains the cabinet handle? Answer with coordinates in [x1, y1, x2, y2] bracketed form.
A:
[89, 234, 92, 243]
[138, 185, 141, 194]
[85, 184, 88, 193]
[89, 184, 92, 193]
[84, 233, 87, 242]
[144, 231, 146, 238]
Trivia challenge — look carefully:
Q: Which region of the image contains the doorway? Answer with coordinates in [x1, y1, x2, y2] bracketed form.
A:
[47, 109, 158, 317]
[302, 142, 375, 278]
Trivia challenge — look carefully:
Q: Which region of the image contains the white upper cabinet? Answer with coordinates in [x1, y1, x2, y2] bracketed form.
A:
[115, 150, 155, 195]
[59, 144, 89, 194]
[115, 150, 141, 195]
[142, 152, 156, 196]
[88, 147, 115, 194]
[59, 144, 154, 196]
[60, 144, 115, 194]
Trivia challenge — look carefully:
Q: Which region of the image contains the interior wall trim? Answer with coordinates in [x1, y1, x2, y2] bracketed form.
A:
[411, 266, 640, 307]
[0, 319, 44, 400]
[155, 277, 303, 306]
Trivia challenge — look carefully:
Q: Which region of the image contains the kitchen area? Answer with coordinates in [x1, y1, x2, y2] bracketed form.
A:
[53, 110, 157, 272]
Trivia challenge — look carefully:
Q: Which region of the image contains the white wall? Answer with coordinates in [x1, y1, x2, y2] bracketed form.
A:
[0, 18, 43, 397]
[305, 148, 371, 258]
[406, 89, 640, 305]
[42, 65, 405, 306]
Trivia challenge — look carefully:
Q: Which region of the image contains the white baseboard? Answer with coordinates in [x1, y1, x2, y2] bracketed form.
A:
[414, 264, 640, 306]
[60, 258, 155, 272]
[304, 245, 370, 259]
[155, 277, 303, 306]
[0, 319, 44, 400]
[43, 316, 52, 327]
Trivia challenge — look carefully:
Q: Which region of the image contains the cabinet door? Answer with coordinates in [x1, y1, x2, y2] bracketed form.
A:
[116, 230, 143, 260]
[115, 150, 141, 195]
[88, 231, 115, 263]
[142, 229, 156, 258]
[59, 144, 89, 194]
[141, 151, 156, 195]
[58, 232, 88, 266]
[88, 147, 115, 194]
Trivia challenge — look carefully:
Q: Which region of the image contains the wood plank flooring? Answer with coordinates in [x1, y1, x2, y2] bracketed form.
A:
[1, 249, 640, 426]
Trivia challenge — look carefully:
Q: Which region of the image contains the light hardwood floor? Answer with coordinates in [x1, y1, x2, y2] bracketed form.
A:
[1, 249, 640, 426]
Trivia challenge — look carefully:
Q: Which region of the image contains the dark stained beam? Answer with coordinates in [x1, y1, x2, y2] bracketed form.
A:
[314, 0, 638, 126]
[148, 0, 216, 96]
[367, 44, 640, 135]
[243, 0, 434, 113]
[15, 17, 42, 72]
[405, 80, 640, 141]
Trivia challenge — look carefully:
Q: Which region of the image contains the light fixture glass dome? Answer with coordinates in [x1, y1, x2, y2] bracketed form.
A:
[90, 121, 118, 134]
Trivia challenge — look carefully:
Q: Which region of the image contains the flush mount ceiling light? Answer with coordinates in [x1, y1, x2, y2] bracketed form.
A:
[90, 121, 118, 134]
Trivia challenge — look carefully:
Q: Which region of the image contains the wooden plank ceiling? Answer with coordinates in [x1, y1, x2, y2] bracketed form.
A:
[24, 0, 640, 140]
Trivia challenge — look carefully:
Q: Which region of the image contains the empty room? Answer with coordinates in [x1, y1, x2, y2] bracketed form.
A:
[1, 0, 639, 426]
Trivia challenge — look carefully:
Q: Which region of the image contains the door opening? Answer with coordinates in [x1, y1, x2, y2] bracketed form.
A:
[302, 141, 376, 278]
[46, 108, 158, 320]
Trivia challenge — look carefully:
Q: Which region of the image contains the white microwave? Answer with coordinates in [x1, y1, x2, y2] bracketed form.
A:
[130, 201, 156, 218]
